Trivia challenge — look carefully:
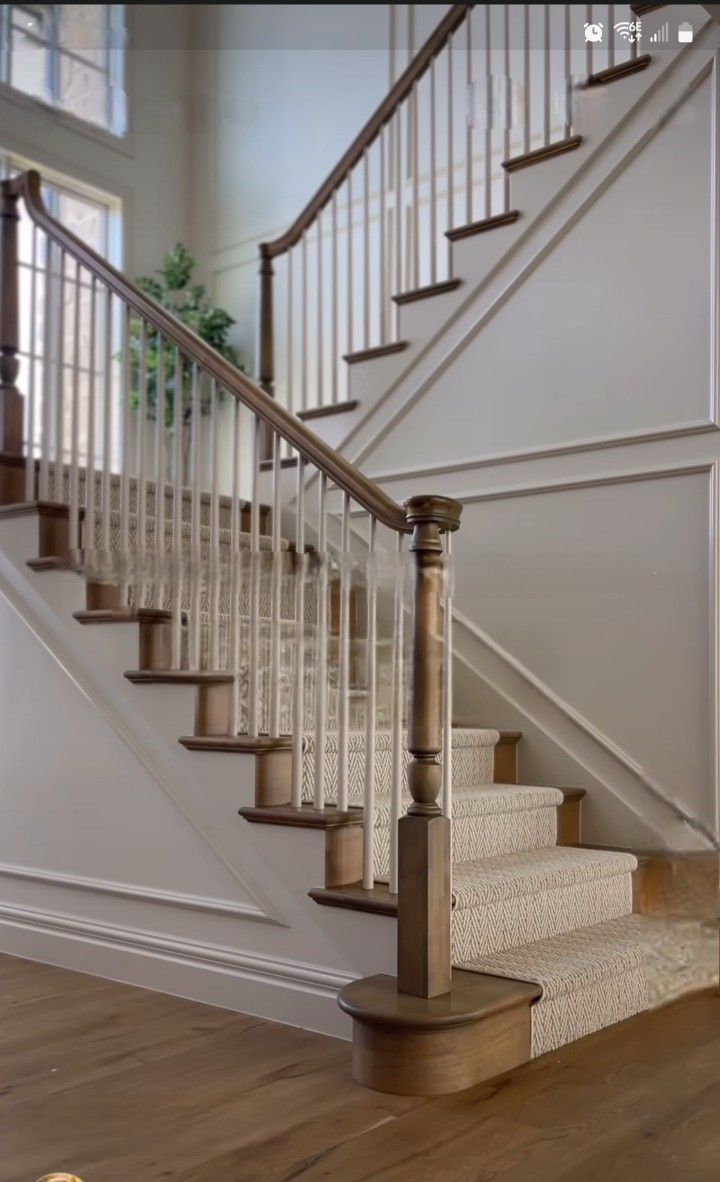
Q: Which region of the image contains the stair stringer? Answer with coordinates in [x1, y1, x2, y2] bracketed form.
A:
[304, 5, 715, 462]
[0, 514, 395, 1036]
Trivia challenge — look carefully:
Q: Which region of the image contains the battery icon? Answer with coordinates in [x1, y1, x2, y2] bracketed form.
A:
[678, 22, 694, 43]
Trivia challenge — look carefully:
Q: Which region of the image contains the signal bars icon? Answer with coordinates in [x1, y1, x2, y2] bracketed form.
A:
[650, 21, 669, 43]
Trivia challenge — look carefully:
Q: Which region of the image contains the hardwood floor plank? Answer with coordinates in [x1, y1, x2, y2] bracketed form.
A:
[2, 956, 719, 1182]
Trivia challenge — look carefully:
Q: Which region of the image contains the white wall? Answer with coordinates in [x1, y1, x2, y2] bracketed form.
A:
[0, 516, 395, 1031]
[0, 4, 194, 277]
[354, 45, 720, 844]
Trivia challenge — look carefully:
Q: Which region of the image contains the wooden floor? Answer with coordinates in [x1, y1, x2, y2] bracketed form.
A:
[2, 954, 719, 1181]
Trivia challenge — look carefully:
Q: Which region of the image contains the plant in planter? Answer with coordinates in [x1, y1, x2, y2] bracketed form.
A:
[129, 244, 243, 480]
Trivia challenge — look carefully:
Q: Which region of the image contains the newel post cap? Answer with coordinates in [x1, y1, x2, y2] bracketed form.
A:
[403, 495, 462, 533]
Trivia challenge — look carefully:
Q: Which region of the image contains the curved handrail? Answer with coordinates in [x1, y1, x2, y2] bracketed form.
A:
[261, 3, 473, 260]
[6, 169, 409, 533]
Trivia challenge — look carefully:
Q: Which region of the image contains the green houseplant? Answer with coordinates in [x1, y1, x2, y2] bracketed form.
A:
[129, 243, 242, 427]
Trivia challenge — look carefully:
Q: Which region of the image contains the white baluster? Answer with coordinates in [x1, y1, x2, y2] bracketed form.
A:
[331, 190, 339, 402]
[291, 455, 306, 808]
[379, 127, 387, 344]
[362, 515, 377, 889]
[346, 172, 353, 356]
[543, 4, 551, 148]
[504, 5, 511, 211]
[394, 107, 403, 313]
[317, 211, 324, 408]
[248, 415, 261, 735]
[363, 148, 370, 349]
[68, 259, 82, 552]
[171, 347, 184, 670]
[190, 362, 201, 668]
[100, 285, 113, 556]
[430, 57, 437, 286]
[39, 235, 53, 501]
[154, 333, 166, 557]
[524, 5, 531, 156]
[301, 231, 308, 411]
[24, 225, 38, 501]
[484, 6, 492, 219]
[389, 533, 404, 896]
[209, 378, 220, 671]
[269, 430, 282, 737]
[337, 490, 351, 813]
[229, 396, 242, 731]
[442, 531, 453, 820]
[136, 319, 149, 604]
[313, 471, 328, 809]
[53, 248, 66, 502]
[564, 5, 572, 137]
[411, 81, 420, 290]
[286, 248, 293, 422]
[85, 275, 97, 556]
[466, 9, 473, 225]
[447, 39, 454, 268]
[120, 304, 131, 557]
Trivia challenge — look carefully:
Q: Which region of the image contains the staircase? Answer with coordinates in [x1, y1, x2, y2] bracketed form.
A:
[0, 3, 717, 1099]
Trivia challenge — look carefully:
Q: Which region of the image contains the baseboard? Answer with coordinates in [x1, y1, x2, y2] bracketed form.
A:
[0, 900, 354, 1039]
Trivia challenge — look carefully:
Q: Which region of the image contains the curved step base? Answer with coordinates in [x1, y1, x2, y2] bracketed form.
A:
[338, 970, 540, 1096]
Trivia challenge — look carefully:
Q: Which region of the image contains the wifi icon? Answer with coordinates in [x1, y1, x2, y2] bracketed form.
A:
[613, 19, 641, 43]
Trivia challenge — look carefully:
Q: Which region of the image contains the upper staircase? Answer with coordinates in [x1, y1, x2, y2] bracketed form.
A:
[0, 2, 717, 1098]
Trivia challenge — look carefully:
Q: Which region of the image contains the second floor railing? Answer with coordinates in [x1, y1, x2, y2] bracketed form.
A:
[257, 3, 644, 424]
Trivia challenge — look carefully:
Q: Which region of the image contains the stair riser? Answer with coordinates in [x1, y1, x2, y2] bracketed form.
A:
[452, 873, 633, 961]
[531, 966, 647, 1057]
[373, 807, 558, 879]
[302, 738, 496, 802]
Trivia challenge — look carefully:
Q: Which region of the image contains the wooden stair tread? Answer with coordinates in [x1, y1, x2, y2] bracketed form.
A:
[239, 803, 363, 829]
[74, 608, 178, 625]
[446, 210, 521, 242]
[392, 278, 461, 305]
[503, 136, 583, 173]
[0, 499, 68, 519]
[587, 54, 651, 87]
[309, 881, 398, 917]
[124, 669, 234, 685]
[343, 341, 409, 365]
[297, 400, 359, 421]
[180, 734, 293, 753]
[27, 555, 74, 571]
[339, 969, 541, 1030]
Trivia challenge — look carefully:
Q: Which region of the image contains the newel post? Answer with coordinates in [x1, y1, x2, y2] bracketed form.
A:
[0, 182, 23, 456]
[398, 494, 462, 999]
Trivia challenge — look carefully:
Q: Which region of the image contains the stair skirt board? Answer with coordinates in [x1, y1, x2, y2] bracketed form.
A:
[462, 917, 648, 1057]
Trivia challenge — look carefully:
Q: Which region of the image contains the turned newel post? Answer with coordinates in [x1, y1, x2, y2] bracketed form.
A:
[0, 182, 23, 457]
[398, 494, 462, 999]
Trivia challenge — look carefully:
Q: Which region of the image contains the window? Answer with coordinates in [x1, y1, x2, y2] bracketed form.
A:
[0, 4, 126, 135]
[1, 150, 122, 467]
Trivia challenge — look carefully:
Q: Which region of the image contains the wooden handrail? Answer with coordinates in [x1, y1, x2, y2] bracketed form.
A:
[5, 170, 409, 533]
[260, 4, 473, 260]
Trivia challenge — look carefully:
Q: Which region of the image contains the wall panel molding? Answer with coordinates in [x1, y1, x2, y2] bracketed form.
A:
[448, 459, 719, 846]
[0, 862, 266, 923]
